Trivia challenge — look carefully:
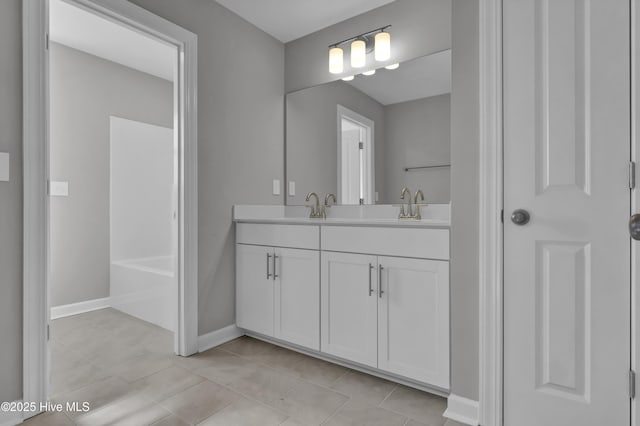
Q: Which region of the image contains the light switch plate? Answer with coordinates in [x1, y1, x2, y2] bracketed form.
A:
[288, 181, 296, 196]
[0, 152, 9, 182]
[272, 179, 281, 196]
[50, 181, 69, 197]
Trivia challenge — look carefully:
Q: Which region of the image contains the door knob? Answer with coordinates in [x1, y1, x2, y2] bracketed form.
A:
[511, 209, 530, 226]
[630, 214, 640, 240]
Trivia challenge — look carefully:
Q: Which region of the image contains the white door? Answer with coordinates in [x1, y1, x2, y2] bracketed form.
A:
[274, 247, 320, 350]
[377, 257, 449, 388]
[236, 244, 274, 336]
[341, 125, 361, 205]
[321, 251, 378, 367]
[503, 1, 630, 425]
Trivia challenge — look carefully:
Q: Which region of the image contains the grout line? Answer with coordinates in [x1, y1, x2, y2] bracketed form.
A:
[378, 383, 398, 407]
[320, 396, 351, 425]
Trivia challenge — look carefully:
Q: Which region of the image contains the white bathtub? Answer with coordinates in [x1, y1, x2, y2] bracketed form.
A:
[110, 255, 177, 332]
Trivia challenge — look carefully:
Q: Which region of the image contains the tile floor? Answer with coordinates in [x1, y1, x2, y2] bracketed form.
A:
[25, 308, 465, 426]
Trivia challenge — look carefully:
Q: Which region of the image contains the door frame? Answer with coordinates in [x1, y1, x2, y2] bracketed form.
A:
[22, 0, 198, 411]
[478, 0, 503, 424]
[479, 1, 637, 425]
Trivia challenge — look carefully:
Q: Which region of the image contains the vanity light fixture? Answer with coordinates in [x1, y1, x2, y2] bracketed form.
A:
[362, 69, 376, 76]
[374, 31, 391, 61]
[385, 63, 400, 70]
[328, 25, 392, 74]
[329, 47, 344, 74]
[341, 75, 355, 81]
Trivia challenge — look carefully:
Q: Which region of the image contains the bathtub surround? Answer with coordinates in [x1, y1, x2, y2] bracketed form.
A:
[49, 42, 173, 308]
[109, 117, 177, 332]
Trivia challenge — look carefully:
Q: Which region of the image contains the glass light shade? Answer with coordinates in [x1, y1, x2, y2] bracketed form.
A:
[329, 47, 344, 74]
[342, 75, 355, 81]
[362, 69, 376, 76]
[385, 63, 400, 70]
[351, 40, 366, 68]
[375, 31, 391, 61]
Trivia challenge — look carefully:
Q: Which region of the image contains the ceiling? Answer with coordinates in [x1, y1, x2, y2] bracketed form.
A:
[347, 49, 451, 106]
[50, 0, 176, 81]
[215, 0, 396, 43]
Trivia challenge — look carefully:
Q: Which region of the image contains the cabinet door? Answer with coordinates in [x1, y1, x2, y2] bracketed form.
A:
[377, 257, 449, 388]
[321, 251, 378, 367]
[236, 244, 274, 336]
[274, 248, 320, 350]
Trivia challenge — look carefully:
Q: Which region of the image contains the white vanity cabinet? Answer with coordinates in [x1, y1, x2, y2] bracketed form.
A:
[236, 223, 320, 351]
[235, 220, 450, 392]
[321, 251, 379, 367]
[320, 226, 450, 390]
[377, 256, 449, 387]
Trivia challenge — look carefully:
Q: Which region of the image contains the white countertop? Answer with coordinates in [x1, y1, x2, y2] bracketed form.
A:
[233, 204, 451, 229]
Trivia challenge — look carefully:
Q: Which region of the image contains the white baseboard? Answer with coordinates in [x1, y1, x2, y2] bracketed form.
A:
[443, 394, 479, 426]
[0, 400, 23, 426]
[198, 324, 244, 352]
[50, 297, 111, 320]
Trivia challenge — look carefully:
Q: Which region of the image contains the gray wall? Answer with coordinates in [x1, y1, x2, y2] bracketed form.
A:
[382, 94, 450, 204]
[128, 0, 285, 336]
[286, 81, 385, 205]
[49, 43, 173, 307]
[285, 0, 451, 93]
[450, 0, 480, 400]
[0, 0, 23, 405]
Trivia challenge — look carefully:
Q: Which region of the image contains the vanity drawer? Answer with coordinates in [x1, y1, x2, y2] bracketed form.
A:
[236, 223, 319, 250]
[321, 226, 449, 260]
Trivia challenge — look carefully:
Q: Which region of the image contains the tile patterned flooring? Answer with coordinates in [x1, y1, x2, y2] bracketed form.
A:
[25, 308, 464, 426]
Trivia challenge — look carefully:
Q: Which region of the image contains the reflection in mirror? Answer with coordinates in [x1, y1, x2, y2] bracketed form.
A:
[286, 50, 451, 205]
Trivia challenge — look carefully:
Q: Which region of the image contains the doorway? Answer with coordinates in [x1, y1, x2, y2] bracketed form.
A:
[23, 0, 198, 414]
[337, 105, 375, 205]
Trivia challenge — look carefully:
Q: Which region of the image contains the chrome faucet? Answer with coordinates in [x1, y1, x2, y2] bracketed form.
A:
[305, 192, 323, 218]
[322, 193, 337, 218]
[413, 190, 424, 220]
[399, 187, 413, 218]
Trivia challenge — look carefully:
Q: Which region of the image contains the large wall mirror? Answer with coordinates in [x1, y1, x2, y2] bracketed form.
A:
[286, 49, 451, 205]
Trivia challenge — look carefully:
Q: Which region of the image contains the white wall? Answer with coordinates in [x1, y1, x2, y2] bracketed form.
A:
[110, 117, 174, 262]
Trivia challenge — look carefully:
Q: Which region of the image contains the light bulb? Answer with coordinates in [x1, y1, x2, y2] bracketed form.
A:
[362, 69, 376, 76]
[375, 31, 391, 61]
[342, 76, 355, 81]
[329, 47, 344, 74]
[385, 63, 400, 70]
[351, 40, 366, 68]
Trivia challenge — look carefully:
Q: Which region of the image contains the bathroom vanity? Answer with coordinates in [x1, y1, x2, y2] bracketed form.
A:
[233, 205, 450, 394]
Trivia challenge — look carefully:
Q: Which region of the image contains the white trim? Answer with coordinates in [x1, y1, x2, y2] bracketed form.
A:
[0, 401, 23, 426]
[444, 394, 480, 426]
[478, 0, 503, 426]
[50, 297, 111, 320]
[633, 1, 639, 425]
[23, 0, 49, 410]
[198, 325, 244, 352]
[23, 0, 199, 414]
